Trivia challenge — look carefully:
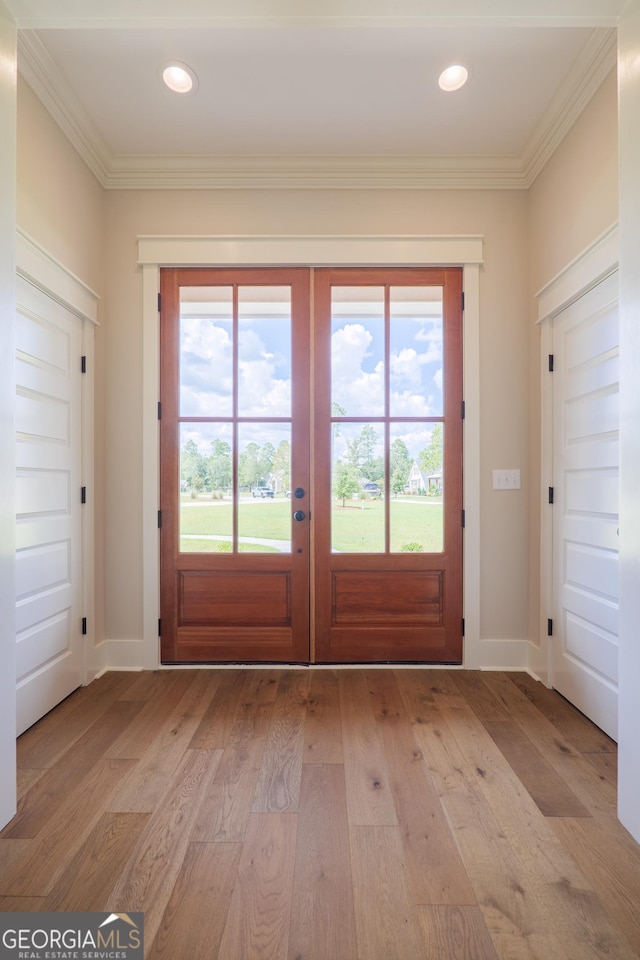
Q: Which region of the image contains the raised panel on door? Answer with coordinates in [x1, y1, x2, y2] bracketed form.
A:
[313, 268, 463, 663]
[159, 268, 310, 663]
[15, 277, 83, 735]
[552, 271, 619, 740]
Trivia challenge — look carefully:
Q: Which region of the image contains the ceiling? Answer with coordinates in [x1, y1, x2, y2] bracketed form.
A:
[7, 0, 622, 189]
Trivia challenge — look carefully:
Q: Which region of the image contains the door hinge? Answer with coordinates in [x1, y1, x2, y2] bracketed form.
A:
[461, 509, 466, 528]
[461, 291, 465, 312]
[81, 355, 87, 374]
[548, 486, 554, 504]
[157, 292, 162, 312]
[461, 618, 465, 637]
[81, 486, 87, 504]
[158, 618, 162, 637]
[461, 400, 466, 419]
[157, 401, 162, 420]
[157, 510, 162, 529]
[548, 354, 554, 372]
[82, 617, 87, 636]
[547, 618, 553, 637]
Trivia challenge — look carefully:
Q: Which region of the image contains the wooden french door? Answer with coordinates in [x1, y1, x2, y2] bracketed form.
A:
[160, 268, 311, 662]
[160, 266, 463, 664]
[314, 268, 463, 662]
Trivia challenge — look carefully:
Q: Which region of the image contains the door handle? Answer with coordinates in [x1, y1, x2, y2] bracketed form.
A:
[293, 510, 306, 522]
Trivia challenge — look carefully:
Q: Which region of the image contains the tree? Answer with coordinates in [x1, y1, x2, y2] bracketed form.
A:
[180, 438, 208, 494]
[238, 441, 261, 489]
[391, 465, 408, 497]
[418, 423, 443, 475]
[344, 424, 380, 480]
[208, 438, 231, 491]
[259, 442, 276, 482]
[333, 461, 360, 506]
[390, 438, 411, 495]
[272, 439, 291, 493]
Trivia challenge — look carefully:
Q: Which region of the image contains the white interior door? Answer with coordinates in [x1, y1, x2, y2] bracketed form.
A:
[551, 270, 619, 740]
[15, 276, 84, 735]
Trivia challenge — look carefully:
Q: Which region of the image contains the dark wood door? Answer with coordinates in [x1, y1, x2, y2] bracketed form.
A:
[159, 268, 311, 663]
[313, 268, 463, 663]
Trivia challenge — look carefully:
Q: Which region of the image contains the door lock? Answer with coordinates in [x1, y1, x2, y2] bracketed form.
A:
[293, 510, 306, 522]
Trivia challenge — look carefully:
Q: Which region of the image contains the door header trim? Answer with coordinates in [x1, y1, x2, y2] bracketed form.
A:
[17, 228, 100, 325]
[535, 222, 618, 323]
[138, 234, 484, 268]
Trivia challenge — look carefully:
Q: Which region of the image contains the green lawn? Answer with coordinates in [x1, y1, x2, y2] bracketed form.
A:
[334, 499, 443, 553]
[180, 498, 443, 553]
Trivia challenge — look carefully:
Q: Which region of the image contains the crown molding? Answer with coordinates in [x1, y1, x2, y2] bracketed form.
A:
[18, 30, 113, 185]
[521, 28, 617, 185]
[107, 153, 527, 190]
[17, 26, 616, 191]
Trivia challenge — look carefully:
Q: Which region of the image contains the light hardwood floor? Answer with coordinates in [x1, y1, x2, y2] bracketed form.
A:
[1, 668, 639, 959]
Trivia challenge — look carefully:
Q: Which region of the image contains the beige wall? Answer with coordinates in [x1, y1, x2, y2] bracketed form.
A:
[17, 78, 105, 291]
[104, 188, 530, 649]
[16, 77, 107, 651]
[528, 69, 618, 295]
[526, 68, 618, 674]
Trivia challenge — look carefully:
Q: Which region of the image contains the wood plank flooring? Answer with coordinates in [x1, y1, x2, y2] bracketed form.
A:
[1, 668, 639, 959]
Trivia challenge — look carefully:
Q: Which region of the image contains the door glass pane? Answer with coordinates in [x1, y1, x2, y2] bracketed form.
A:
[331, 422, 384, 553]
[238, 286, 292, 417]
[390, 422, 443, 553]
[238, 424, 291, 553]
[331, 286, 384, 417]
[180, 286, 233, 417]
[179, 423, 233, 553]
[390, 286, 443, 417]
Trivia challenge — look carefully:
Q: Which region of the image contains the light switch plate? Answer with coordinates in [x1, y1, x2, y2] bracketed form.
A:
[493, 469, 521, 490]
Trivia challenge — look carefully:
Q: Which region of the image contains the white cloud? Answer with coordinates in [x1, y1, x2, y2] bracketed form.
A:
[413, 321, 443, 365]
[180, 318, 291, 418]
[331, 323, 385, 416]
[390, 347, 423, 389]
[389, 390, 433, 416]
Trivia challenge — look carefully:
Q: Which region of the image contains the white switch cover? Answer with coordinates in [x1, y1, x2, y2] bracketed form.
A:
[493, 469, 521, 490]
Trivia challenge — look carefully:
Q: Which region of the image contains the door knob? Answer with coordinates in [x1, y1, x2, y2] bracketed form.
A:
[293, 510, 306, 521]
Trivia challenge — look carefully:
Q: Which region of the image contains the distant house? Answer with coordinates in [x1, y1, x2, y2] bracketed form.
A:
[408, 461, 427, 494]
[408, 461, 443, 495]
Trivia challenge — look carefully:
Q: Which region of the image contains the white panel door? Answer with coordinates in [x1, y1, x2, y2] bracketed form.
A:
[552, 271, 619, 740]
[15, 277, 84, 735]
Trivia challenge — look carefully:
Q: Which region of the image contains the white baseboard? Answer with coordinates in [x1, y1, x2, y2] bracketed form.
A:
[465, 637, 529, 671]
[88, 638, 146, 679]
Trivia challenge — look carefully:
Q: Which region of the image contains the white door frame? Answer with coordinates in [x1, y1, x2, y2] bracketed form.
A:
[136, 234, 488, 670]
[535, 222, 619, 687]
[16, 228, 99, 686]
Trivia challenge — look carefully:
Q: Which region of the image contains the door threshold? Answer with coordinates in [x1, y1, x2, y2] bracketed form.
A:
[158, 660, 464, 670]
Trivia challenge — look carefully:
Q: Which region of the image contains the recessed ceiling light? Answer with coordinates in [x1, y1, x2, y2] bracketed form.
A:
[161, 61, 198, 94]
[438, 64, 469, 92]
